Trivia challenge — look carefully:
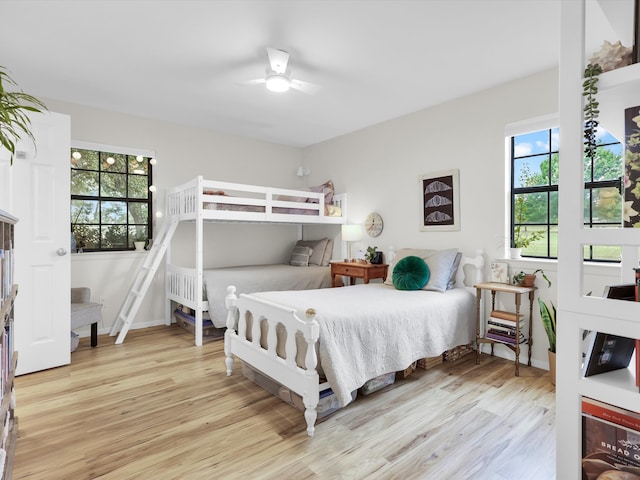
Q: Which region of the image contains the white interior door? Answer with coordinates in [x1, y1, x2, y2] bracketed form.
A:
[0, 112, 71, 375]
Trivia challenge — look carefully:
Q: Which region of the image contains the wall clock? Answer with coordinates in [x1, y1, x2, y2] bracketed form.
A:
[365, 212, 383, 237]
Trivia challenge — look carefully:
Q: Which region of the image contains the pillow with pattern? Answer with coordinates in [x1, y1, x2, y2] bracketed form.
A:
[289, 246, 313, 266]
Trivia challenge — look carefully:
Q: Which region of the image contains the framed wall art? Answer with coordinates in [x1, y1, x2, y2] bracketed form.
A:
[490, 261, 509, 284]
[419, 169, 460, 231]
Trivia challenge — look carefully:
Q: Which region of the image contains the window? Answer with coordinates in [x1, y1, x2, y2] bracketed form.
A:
[510, 126, 623, 261]
[70, 144, 154, 252]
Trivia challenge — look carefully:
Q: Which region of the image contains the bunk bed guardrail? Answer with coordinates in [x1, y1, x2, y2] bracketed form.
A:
[166, 176, 346, 224]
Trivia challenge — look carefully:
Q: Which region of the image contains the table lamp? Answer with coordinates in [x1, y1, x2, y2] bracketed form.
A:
[341, 224, 362, 261]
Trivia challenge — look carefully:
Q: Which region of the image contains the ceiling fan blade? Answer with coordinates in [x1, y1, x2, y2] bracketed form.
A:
[289, 78, 321, 95]
[238, 78, 266, 86]
[267, 47, 289, 74]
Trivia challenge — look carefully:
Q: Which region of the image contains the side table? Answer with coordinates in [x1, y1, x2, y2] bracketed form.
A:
[330, 262, 388, 287]
[474, 282, 535, 376]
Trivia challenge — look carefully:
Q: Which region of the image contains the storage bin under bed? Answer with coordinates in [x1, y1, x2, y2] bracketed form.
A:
[241, 362, 357, 420]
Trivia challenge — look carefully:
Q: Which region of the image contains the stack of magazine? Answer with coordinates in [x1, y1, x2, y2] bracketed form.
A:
[582, 397, 640, 478]
[485, 310, 526, 344]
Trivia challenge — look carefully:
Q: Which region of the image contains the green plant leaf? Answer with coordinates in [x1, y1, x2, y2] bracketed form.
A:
[538, 299, 556, 353]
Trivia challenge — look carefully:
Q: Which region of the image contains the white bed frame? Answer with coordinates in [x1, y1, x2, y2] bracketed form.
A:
[224, 250, 485, 436]
[164, 176, 347, 346]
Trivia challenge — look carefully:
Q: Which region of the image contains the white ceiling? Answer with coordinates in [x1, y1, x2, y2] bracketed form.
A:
[0, 1, 627, 147]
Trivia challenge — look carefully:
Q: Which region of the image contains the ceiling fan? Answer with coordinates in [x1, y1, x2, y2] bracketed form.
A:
[243, 47, 320, 94]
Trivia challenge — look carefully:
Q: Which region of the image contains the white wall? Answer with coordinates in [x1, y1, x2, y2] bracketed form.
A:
[42, 99, 305, 337]
[302, 67, 624, 370]
[48, 69, 624, 366]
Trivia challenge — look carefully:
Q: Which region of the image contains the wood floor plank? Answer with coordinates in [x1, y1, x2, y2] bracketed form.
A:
[12, 326, 556, 479]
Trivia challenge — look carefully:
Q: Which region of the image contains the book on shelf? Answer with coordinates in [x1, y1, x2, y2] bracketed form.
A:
[582, 332, 636, 378]
[485, 328, 526, 344]
[490, 310, 524, 322]
[487, 317, 525, 329]
[636, 339, 639, 391]
[486, 323, 523, 338]
[603, 283, 636, 302]
[581, 396, 640, 478]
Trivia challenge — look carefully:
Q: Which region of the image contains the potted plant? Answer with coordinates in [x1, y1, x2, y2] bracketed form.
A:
[0, 66, 47, 164]
[364, 246, 382, 264]
[512, 269, 551, 288]
[583, 62, 603, 166]
[133, 232, 147, 251]
[538, 298, 557, 385]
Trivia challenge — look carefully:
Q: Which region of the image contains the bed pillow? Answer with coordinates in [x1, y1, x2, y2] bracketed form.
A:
[307, 180, 334, 206]
[289, 246, 313, 266]
[385, 248, 459, 293]
[392, 256, 430, 290]
[296, 238, 328, 266]
[276, 194, 308, 203]
[447, 252, 463, 289]
[322, 238, 334, 266]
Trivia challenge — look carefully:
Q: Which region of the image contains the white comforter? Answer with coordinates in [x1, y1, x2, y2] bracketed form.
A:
[253, 283, 476, 406]
[204, 264, 331, 327]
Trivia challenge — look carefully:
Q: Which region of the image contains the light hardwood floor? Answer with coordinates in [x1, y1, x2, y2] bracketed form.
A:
[13, 326, 556, 479]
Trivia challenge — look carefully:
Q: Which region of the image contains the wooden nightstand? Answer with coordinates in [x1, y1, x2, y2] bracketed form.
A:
[474, 282, 536, 376]
[330, 262, 388, 287]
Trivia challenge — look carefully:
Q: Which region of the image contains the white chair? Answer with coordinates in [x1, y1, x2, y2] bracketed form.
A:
[70, 287, 101, 350]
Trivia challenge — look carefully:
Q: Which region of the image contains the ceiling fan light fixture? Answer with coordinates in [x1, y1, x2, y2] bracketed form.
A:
[265, 74, 290, 93]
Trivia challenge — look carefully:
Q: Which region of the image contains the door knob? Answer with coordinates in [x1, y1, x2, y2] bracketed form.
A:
[56, 248, 67, 256]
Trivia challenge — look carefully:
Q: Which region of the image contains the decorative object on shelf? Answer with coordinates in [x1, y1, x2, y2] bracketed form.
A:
[419, 169, 460, 231]
[583, 62, 603, 167]
[509, 247, 522, 259]
[512, 269, 550, 288]
[588, 40, 632, 73]
[539, 299, 556, 385]
[0, 66, 48, 165]
[624, 105, 640, 227]
[133, 231, 147, 251]
[341, 224, 362, 261]
[364, 246, 382, 264]
[489, 261, 509, 283]
[364, 212, 383, 237]
[582, 332, 636, 378]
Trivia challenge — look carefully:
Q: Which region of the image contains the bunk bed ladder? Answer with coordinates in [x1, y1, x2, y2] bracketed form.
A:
[109, 218, 179, 344]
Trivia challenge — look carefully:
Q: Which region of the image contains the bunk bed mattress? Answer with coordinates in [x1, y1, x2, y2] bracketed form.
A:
[204, 264, 331, 328]
[250, 283, 476, 406]
[204, 203, 342, 216]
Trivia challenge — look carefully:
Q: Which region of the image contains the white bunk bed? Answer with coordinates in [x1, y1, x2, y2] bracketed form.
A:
[224, 249, 485, 436]
[164, 176, 347, 346]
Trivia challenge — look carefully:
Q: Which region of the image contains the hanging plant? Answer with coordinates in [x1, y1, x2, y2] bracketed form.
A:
[583, 63, 603, 163]
[0, 66, 47, 164]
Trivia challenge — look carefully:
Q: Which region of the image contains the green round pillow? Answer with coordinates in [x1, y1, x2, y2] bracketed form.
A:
[392, 255, 430, 290]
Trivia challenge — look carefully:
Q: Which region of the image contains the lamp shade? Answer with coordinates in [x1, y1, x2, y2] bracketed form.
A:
[341, 224, 362, 242]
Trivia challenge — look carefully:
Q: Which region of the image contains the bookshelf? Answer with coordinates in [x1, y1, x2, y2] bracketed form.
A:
[557, 2, 640, 479]
[0, 210, 17, 480]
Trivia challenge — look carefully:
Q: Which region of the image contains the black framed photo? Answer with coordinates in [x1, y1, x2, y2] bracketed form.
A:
[419, 169, 460, 231]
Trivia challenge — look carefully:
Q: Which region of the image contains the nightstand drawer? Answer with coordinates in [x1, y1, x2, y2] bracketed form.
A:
[332, 264, 362, 276]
